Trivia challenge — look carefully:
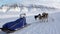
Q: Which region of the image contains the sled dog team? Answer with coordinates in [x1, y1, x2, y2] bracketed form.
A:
[0, 12, 48, 33]
[34, 12, 48, 22]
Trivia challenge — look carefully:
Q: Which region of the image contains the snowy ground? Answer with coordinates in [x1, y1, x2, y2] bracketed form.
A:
[9, 12, 60, 34]
[0, 12, 60, 34]
[0, 0, 60, 34]
[0, 6, 60, 34]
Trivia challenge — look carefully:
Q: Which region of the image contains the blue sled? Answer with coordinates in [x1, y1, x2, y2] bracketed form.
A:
[2, 17, 27, 31]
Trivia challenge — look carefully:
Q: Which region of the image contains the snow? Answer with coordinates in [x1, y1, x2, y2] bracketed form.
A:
[0, 5, 60, 34]
[6, 12, 59, 34]
[9, 12, 60, 34]
[0, 11, 60, 34]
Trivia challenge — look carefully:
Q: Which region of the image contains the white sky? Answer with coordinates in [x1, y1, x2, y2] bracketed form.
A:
[0, 0, 60, 8]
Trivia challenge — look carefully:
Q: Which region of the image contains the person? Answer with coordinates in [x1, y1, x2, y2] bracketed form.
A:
[0, 13, 27, 32]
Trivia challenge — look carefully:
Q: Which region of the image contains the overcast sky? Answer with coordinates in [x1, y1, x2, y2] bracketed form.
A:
[0, 0, 60, 8]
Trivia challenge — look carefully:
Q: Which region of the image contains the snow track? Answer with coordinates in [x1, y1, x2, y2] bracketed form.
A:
[0, 13, 60, 34]
[9, 12, 60, 34]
